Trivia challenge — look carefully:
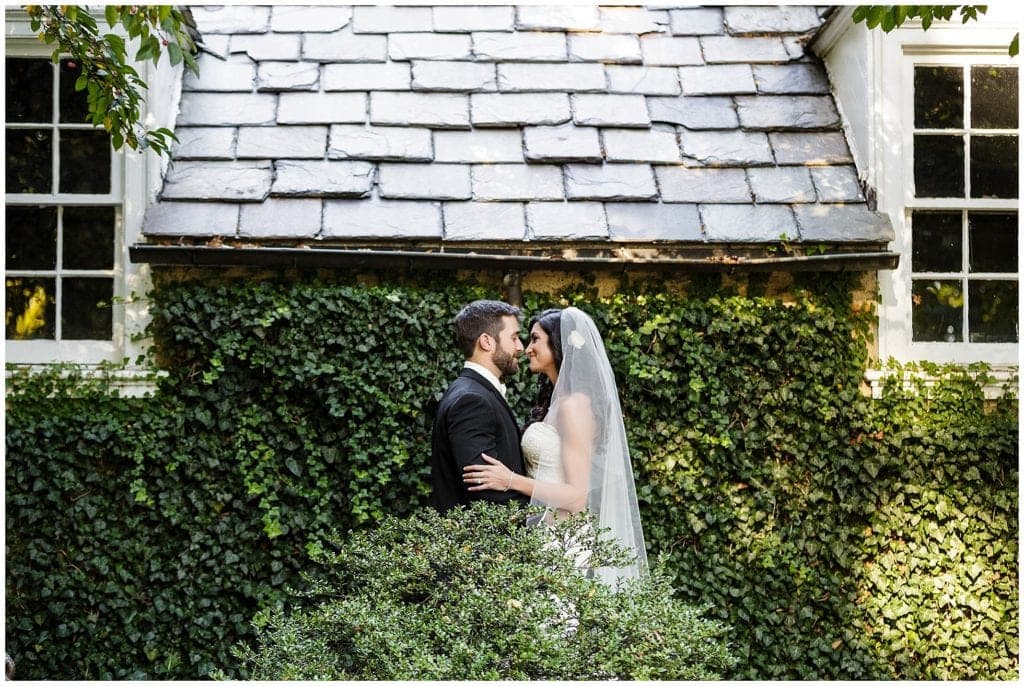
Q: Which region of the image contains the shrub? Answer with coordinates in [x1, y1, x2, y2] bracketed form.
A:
[227, 502, 737, 680]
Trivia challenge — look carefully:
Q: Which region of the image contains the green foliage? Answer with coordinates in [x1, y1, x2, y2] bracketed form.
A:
[25, 5, 199, 154]
[595, 287, 1018, 679]
[228, 502, 735, 680]
[5, 275, 1018, 679]
[6, 280, 489, 679]
[841, 362, 1019, 679]
[852, 5, 1019, 56]
[853, 5, 985, 32]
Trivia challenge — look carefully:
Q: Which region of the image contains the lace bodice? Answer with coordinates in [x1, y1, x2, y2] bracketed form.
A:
[522, 421, 564, 485]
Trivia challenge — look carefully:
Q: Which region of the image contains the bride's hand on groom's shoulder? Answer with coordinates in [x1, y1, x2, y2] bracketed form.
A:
[463, 453, 509, 492]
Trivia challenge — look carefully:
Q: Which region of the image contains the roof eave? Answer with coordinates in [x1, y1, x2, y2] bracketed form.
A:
[809, 5, 857, 57]
[129, 243, 899, 274]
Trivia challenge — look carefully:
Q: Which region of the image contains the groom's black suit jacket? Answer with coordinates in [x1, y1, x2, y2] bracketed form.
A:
[430, 367, 529, 512]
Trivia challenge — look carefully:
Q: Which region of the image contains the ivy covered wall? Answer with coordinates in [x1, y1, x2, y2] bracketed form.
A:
[5, 271, 1018, 679]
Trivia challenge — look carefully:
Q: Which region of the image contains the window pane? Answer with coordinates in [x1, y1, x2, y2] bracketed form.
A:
[5, 58, 52, 123]
[969, 212, 1018, 273]
[6, 129, 52, 194]
[6, 206, 57, 270]
[59, 59, 91, 124]
[972, 66, 1018, 129]
[969, 280, 1018, 343]
[59, 130, 111, 194]
[970, 135, 1018, 199]
[62, 277, 113, 340]
[912, 279, 963, 342]
[5, 277, 55, 340]
[912, 211, 962, 273]
[63, 206, 115, 270]
[914, 134, 964, 197]
[915, 66, 963, 128]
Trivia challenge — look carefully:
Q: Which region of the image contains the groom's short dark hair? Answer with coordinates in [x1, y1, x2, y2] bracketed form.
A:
[454, 300, 521, 358]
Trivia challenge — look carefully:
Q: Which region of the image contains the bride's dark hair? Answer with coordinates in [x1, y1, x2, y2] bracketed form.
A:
[528, 308, 563, 424]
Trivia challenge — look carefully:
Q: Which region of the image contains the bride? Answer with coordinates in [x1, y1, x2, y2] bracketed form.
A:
[463, 307, 648, 584]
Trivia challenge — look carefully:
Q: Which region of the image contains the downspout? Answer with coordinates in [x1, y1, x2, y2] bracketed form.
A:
[503, 272, 523, 306]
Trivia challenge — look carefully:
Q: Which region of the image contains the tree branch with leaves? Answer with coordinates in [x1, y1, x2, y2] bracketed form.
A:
[25, 5, 201, 155]
[852, 5, 1019, 56]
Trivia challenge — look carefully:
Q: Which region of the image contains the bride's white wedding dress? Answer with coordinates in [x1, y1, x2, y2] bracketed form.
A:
[522, 420, 585, 637]
[522, 421, 593, 573]
[522, 421, 563, 485]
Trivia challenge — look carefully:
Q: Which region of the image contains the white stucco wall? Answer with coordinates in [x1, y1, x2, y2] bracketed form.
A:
[811, 8, 876, 194]
[123, 45, 185, 375]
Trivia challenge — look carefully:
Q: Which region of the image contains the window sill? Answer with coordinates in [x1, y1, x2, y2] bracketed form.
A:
[865, 365, 1019, 400]
[5, 365, 166, 398]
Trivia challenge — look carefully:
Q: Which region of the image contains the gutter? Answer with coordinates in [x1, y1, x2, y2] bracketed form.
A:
[130, 244, 899, 273]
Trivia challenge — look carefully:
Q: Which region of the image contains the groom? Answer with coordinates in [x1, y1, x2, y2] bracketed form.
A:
[431, 299, 529, 512]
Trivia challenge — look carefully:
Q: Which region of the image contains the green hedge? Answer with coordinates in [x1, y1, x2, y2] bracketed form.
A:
[230, 502, 736, 680]
[5, 275, 1018, 679]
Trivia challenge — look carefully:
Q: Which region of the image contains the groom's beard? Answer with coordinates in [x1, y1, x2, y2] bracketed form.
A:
[492, 348, 518, 378]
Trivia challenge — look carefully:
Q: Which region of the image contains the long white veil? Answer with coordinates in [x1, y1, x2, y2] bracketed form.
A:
[530, 307, 648, 584]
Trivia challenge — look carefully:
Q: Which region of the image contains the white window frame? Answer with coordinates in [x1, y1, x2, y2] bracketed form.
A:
[5, 8, 184, 392]
[898, 53, 1019, 362]
[6, 44, 125, 364]
[872, 15, 1019, 368]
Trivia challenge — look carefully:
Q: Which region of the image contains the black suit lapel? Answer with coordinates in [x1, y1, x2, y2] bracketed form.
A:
[460, 368, 521, 435]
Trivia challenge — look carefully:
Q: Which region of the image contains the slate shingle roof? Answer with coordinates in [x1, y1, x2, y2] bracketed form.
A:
[138, 4, 895, 269]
